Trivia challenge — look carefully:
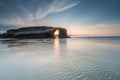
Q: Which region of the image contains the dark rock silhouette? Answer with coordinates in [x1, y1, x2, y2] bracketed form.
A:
[0, 26, 70, 39]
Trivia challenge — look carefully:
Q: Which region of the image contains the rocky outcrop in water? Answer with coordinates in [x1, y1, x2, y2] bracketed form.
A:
[0, 26, 70, 39]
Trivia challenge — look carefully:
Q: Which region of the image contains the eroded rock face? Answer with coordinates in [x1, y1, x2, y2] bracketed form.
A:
[0, 26, 70, 39]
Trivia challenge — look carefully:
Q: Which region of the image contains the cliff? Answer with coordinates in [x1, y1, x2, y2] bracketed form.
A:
[0, 26, 70, 39]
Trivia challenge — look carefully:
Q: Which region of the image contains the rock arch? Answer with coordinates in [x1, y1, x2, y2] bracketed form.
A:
[0, 26, 70, 39]
[51, 28, 69, 38]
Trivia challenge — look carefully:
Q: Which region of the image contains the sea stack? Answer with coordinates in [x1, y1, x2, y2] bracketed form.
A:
[0, 26, 70, 39]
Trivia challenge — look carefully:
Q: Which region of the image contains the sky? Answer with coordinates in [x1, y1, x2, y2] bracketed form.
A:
[0, 0, 120, 36]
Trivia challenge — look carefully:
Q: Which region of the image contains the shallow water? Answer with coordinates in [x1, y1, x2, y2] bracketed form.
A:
[0, 38, 120, 80]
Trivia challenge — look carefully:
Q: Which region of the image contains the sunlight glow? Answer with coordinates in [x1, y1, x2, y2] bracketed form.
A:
[54, 38, 62, 64]
[54, 29, 60, 38]
[54, 29, 59, 35]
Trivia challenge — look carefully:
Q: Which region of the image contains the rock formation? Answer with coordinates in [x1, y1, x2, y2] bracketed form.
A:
[0, 26, 70, 39]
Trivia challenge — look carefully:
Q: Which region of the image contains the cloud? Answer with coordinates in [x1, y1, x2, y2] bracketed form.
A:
[0, 0, 79, 26]
[34, 0, 79, 21]
[67, 23, 120, 36]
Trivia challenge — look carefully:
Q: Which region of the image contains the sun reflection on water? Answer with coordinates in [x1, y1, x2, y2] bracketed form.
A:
[54, 38, 62, 63]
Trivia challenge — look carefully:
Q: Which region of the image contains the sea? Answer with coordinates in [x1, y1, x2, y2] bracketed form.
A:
[0, 37, 120, 80]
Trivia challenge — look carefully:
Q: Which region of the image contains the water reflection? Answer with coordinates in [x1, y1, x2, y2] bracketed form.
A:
[0, 39, 54, 48]
[53, 38, 67, 64]
[0, 38, 120, 80]
[54, 38, 61, 63]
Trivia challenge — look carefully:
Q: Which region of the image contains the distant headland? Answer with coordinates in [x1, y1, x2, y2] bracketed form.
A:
[0, 26, 70, 39]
